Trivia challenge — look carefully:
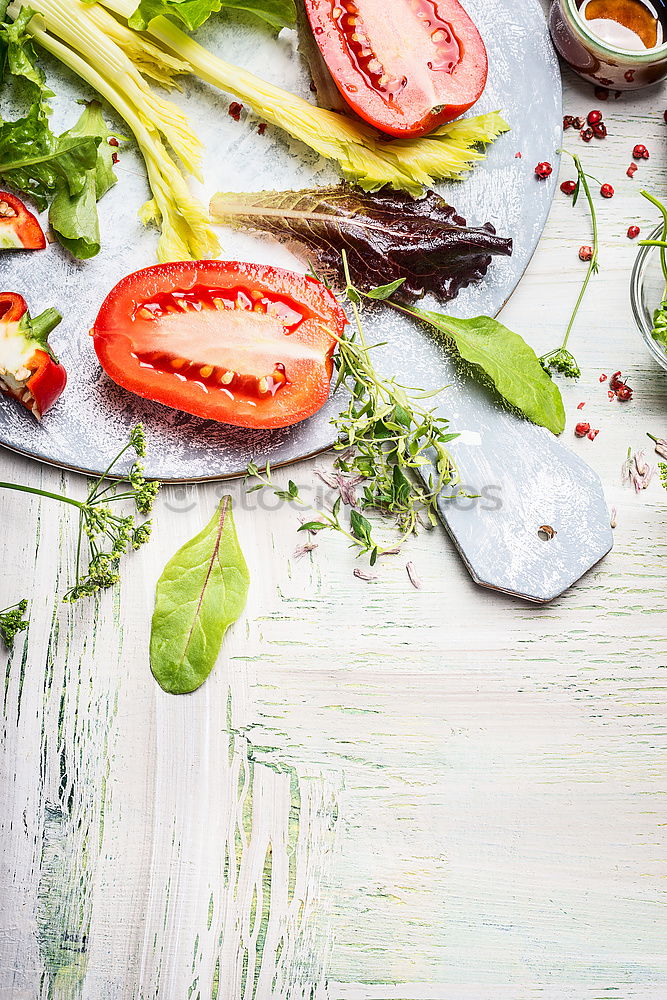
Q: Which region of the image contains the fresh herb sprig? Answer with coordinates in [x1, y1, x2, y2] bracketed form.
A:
[0, 425, 159, 602]
[246, 255, 459, 563]
[333, 253, 459, 528]
[540, 150, 599, 379]
[638, 192, 667, 349]
[0, 599, 29, 650]
[246, 459, 384, 562]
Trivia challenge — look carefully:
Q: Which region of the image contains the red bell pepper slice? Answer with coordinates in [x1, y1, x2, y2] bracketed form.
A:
[0, 192, 46, 250]
[0, 292, 67, 418]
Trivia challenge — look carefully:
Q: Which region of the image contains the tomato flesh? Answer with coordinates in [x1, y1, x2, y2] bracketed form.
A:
[304, 0, 488, 137]
[92, 261, 347, 429]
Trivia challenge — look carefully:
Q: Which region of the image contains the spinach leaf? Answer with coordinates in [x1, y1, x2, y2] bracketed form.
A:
[129, 0, 296, 32]
[210, 185, 512, 303]
[403, 306, 566, 436]
[150, 497, 250, 695]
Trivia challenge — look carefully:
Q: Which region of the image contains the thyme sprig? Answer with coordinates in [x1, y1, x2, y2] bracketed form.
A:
[540, 150, 599, 379]
[0, 424, 159, 602]
[0, 599, 29, 650]
[246, 255, 459, 563]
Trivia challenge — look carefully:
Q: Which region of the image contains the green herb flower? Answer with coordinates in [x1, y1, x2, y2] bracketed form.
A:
[0, 599, 29, 650]
[0, 425, 160, 603]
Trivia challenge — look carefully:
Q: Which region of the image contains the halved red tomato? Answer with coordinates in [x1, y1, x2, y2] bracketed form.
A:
[91, 261, 347, 429]
[304, 0, 488, 138]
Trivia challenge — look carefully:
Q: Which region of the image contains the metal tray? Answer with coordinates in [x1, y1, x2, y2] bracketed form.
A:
[0, 0, 562, 481]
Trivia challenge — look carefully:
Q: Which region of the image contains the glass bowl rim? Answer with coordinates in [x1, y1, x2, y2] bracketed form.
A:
[630, 222, 667, 372]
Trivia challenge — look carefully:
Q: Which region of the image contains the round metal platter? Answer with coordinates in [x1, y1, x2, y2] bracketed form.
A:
[0, 0, 562, 481]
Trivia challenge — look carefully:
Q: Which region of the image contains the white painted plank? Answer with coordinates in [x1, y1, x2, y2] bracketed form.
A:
[2, 3, 667, 997]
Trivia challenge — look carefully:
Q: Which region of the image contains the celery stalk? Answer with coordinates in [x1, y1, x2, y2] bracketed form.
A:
[15, 13, 219, 261]
[100, 0, 509, 195]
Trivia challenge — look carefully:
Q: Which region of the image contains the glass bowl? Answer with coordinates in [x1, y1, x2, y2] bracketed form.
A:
[630, 223, 667, 372]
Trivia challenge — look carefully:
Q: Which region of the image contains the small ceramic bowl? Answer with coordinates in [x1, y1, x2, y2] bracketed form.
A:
[550, 0, 667, 90]
[630, 223, 667, 372]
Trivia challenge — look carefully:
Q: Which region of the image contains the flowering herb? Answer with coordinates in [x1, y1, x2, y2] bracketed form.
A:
[406, 561, 422, 590]
[622, 448, 655, 493]
[0, 425, 158, 601]
[638, 191, 667, 349]
[648, 432, 667, 460]
[0, 599, 29, 650]
[540, 151, 600, 379]
[353, 567, 377, 582]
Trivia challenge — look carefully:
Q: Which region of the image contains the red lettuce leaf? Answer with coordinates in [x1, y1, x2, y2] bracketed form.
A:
[210, 185, 513, 302]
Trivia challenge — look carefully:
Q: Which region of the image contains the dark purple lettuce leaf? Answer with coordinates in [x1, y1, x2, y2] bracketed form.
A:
[210, 185, 512, 302]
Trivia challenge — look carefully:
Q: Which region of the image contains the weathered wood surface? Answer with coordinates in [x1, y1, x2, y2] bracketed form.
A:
[2, 7, 667, 999]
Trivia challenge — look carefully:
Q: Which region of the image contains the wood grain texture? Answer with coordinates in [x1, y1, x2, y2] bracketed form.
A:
[1, 3, 667, 997]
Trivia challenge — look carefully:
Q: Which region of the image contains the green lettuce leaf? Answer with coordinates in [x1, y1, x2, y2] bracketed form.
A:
[0, 0, 116, 258]
[402, 306, 566, 436]
[0, 102, 100, 208]
[129, 0, 296, 32]
[49, 102, 117, 258]
[0, 3, 48, 92]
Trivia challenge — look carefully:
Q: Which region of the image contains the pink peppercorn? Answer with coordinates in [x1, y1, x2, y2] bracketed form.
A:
[535, 161, 553, 179]
[560, 180, 577, 195]
[627, 225, 640, 239]
[575, 422, 591, 438]
[600, 183, 614, 198]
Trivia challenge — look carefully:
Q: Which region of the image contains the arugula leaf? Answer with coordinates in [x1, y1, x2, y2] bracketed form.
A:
[129, 0, 296, 32]
[402, 306, 566, 436]
[211, 186, 512, 302]
[150, 497, 250, 695]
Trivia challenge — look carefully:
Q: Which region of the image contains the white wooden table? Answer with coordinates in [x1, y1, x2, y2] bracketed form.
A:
[2, 8, 667, 997]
